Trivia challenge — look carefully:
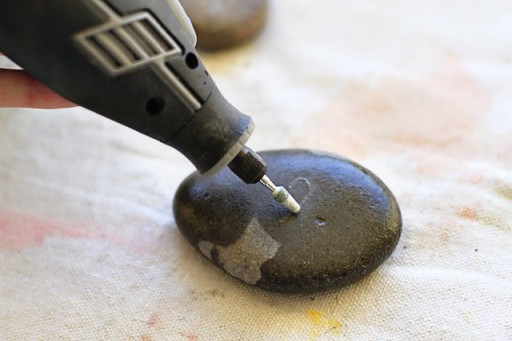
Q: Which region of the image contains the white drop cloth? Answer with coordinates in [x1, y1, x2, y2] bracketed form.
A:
[1, 0, 511, 339]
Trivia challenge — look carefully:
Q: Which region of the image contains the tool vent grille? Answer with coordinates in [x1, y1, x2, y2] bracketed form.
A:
[76, 13, 182, 75]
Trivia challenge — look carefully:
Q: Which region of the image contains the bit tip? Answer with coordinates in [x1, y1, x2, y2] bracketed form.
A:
[272, 186, 301, 214]
[260, 175, 301, 214]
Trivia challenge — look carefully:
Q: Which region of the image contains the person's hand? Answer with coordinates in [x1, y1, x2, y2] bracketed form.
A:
[0, 53, 75, 108]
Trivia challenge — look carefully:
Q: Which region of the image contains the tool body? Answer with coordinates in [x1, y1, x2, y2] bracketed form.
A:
[0, 0, 299, 213]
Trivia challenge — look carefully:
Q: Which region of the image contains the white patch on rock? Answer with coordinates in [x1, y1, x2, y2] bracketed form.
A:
[198, 241, 215, 260]
[215, 219, 281, 285]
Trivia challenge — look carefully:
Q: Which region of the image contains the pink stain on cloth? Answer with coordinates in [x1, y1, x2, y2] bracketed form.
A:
[294, 60, 493, 160]
[0, 211, 88, 250]
[179, 331, 199, 341]
[0, 210, 157, 253]
[146, 313, 162, 328]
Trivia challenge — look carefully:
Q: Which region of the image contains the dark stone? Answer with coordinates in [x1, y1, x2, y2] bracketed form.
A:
[173, 150, 402, 293]
[180, 0, 268, 51]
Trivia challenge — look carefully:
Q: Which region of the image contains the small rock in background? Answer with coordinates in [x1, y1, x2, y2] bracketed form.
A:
[174, 150, 402, 293]
[179, 0, 269, 51]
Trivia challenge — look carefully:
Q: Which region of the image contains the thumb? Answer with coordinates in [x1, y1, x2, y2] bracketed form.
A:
[0, 69, 75, 108]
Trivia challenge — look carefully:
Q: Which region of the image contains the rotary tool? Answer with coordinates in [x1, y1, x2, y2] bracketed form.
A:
[0, 0, 300, 213]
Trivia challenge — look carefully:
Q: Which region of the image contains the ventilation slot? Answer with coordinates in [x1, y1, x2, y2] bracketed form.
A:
[110, 28, 143, 61]
[124, 23, 159, 56]
[76, 12, 182, 75]
[128, 19, 175, 55]
[87, 36, 123, 69]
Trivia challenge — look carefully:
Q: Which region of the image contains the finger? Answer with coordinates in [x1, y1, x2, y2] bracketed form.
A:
[0, 69, 75, 108]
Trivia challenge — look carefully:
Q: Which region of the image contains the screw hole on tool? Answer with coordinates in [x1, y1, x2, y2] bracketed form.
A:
[146, 97, 165, 116]
[185, 53, 199, 69]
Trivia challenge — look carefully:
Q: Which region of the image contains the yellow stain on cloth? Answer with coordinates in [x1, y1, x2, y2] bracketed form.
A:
[307, 309, 342, 340]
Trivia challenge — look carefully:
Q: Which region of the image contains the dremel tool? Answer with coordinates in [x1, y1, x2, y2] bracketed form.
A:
[0, 0, 300, 213]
